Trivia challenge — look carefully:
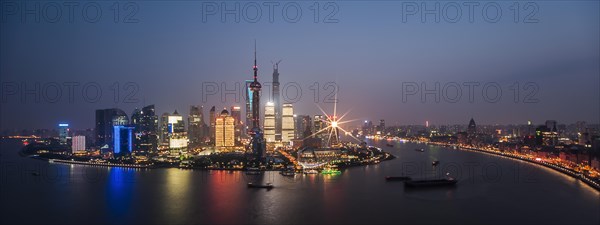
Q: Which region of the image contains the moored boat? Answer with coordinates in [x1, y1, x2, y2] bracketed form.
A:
[405, 174, 457, 187]
[385, 176, 411, 181]
[247, 182, 273, 189]
[321, 168, 341, 175]
[303, 169, 318, 174]
[280, 170, 296, 176]
[245, 167, 262, 175]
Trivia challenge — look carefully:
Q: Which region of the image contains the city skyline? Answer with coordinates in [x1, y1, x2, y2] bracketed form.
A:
[2, 1, 600, 223]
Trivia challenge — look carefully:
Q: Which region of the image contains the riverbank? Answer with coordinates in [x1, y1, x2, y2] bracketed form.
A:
[426, 142, 600, 192]
[42, 158, 151, 169]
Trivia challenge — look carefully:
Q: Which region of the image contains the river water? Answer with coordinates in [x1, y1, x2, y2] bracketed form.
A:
[1, 139, 598, 224]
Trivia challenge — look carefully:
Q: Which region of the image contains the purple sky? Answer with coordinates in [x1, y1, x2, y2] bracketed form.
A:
[1, 1, 599, 129]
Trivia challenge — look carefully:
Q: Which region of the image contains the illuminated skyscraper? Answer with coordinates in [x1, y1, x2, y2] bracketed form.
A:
[230, 106, 242, 143]
[272, 60, 282, 141]
[160, 112, 170, 146]
[245, 80, 254, 136]
[71, 135, 85, 153]
[249, 42, 265, 157]
[215, 109, 235, 147]
[131, 105, 159, 153]
[264, 102, 276, 142]
[168, 111, 188, 157]
[113, 125, 134, 157]
[281, 103, 295, 143]
[188, 105, 205, 146]
[58, 123, 69, 145]
[209, 106, 216, 143]
[95, 108, 129, 149]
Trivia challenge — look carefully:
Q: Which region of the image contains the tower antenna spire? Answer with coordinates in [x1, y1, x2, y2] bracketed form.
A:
[253, 39, 258, 81]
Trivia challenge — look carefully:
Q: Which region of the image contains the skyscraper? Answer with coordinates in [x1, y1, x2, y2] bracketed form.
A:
[272, 60, 282, 141]
[113, 125, 134, 157]
[294, 115, 311, 139]
[467, 118, 477, 135]
[71, 135, 85, 153]
[188, 105, 205, 146]
[215, 109, 235, 147]
[264, 102, 276, 142]
[245, 79, 254, 136]
[209, 106, 216, 143]
[168, 110, 188, 157]
[95, 108, 129, 149]
[249, 42, 265, 157]
[131, 105, 159, 154]
[543, 120, 559, 146]
[281, 103, 295, 143]
[303, 116, 313, 138]
[467, 118, 477, 144]
[314, 115, 325, 140]
[58, 123, 69, 145]
[160, 112, 170, 146]
[230, 106, 242, 143]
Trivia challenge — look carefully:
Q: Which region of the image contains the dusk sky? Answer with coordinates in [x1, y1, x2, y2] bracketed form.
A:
[1, 1, 599, 129]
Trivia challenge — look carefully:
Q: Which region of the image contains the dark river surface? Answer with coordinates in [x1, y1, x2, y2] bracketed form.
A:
[1, 139, 598, 224]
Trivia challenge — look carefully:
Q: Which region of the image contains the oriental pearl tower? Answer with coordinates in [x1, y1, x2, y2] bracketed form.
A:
[249, 41, 265, 158]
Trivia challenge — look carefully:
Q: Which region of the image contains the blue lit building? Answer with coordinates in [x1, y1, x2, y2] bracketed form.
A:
[113, 125, 135, 157]
[95, 108, 129, 148]
[245, 79, 254, 136]
[58, 123, 69, 145]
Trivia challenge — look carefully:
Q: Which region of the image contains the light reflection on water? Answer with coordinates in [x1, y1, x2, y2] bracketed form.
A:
[1, 139, 599, 224]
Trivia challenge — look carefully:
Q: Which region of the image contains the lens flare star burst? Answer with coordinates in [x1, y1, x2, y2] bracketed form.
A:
[303, 97, 362, 146]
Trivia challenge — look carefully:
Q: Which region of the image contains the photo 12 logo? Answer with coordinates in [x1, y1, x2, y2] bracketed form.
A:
[0, 1, 140, 24]
[200, 1, 340, 23]
[201, 81, 339, 104]
[400, 1, 540, 23]
[0, 81, 142, 104]
[401, 81, 540, 104]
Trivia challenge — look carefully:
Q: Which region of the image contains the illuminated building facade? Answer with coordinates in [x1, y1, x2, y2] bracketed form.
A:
[58, 123, 69, 145]
[264, 102, 276, 142]
[131, 105, 159, 153]
[167, 111, 188, 157]
[245, 80, 254, 136]
[281, 103, 295, 143]
[113, 125, 134, 157]
[230, 106, 242, 143]
[215, 109, 235, 147]
[95, 108, 129, 148]
[71, 135, 85, 153]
